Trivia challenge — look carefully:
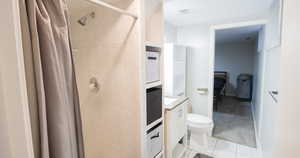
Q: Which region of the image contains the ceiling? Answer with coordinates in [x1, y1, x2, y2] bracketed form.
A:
[216, 25, 262, 44]
[164, 0, 274, 26]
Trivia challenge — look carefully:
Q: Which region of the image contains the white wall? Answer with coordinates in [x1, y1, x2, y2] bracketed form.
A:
[0, 0, 34, 157]
[215, 42, 255, 96]
[178, 25, 211, 115]
[254, 0, 300, 158]
[274, 0, 300, 157]
[249, 1, 283, 158]
[69, 0, 143, 157]
[176, 2, 283, 158]
[177, 18, 268, 116]
[254, 2, 282, 158]
[164, 21, 178, 43]
[177, 3, 280, 126]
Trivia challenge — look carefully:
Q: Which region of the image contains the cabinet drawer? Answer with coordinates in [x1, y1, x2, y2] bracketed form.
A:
[147, 123, 163, 158]
[166, 100, 188, 150]
[146, 51, 161, 83]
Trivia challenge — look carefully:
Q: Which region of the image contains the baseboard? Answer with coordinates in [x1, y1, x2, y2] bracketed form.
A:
[251, 103, 263, 158]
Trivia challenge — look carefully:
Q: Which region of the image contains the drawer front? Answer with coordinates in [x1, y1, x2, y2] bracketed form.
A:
[147, 124, 163, 158]
[167, 100, 188, 149]
[173, 101, 187, 142]
[146, 86, 162, 125]
[146, 51, 160, 83]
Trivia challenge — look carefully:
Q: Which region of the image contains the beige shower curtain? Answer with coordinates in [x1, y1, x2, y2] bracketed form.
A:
[19, 0, 85, 158]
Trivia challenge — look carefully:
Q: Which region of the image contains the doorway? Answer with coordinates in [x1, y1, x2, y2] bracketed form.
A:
[208, 21, 267, 147]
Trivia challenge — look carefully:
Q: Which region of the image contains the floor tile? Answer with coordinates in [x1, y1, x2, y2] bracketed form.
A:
[236, 155, 250, 158]
[213, 150, 236, 158]
[237, 144, 262, 158]
[189, 136, 217, 156]
[215, 139, 237, 153]
[237, 144, 257, 157]
[208, 137, 217, 150]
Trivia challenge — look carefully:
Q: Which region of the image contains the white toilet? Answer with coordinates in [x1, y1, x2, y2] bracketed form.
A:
[187, 113, 214, 155]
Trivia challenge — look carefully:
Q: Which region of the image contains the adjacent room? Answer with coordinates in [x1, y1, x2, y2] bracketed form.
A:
[213, 25, 263, 148]
[162, 0, 283, 157]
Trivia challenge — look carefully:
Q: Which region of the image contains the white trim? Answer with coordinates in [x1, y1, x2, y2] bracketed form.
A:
[212, 20, 268, 30]
[145, 42, 164, 48]
[146, 118, 163, 131]
[146, 81, 162, 89]
[251, 102, 263, 158]
[0, 0, 34, 157]
[85, 0, 138, 19]
[138, 0, 147, 157]
[208, 19, 268, 122]
[254, 25, 268, 140]
[268, 0, 283, 49]
[207, 27, 215, 120]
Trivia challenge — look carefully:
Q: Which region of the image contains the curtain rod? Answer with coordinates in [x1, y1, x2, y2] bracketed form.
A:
[85, 0, 138, 19]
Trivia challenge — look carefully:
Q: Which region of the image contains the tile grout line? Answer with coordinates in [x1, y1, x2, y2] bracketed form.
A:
[211, 138, 218, 156]
[236, 143, 239, 158]
[235, 144, 238, 158]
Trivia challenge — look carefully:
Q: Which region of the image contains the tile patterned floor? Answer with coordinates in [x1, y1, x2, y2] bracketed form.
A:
[182, 137, 261, 158]
[180, 96, 260, 158]
[213, 97, 257, 147]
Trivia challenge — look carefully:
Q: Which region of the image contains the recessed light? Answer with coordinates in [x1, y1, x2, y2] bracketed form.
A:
[178, 9, 191, 14]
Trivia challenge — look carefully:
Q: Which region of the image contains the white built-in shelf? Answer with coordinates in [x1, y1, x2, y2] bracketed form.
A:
[146, 117, 163, 131]
[145, 42, 163, 48]
[154, 151, 164, 158]
[145, 80, 162, 89]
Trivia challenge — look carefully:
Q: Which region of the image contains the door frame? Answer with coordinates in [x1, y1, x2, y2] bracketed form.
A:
[207, 20, 268, 120]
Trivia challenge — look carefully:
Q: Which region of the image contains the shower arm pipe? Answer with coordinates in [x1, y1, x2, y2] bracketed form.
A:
[85, 0, 138, 19]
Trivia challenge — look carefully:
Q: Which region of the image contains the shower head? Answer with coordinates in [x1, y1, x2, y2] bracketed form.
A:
[78, 12, 95, 26]
[78, 16, 88, 26]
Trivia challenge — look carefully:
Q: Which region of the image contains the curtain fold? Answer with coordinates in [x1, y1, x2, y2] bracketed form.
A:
[19, 0, 85, 158]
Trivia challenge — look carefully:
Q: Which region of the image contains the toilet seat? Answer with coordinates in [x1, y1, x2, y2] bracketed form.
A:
[187, 114, 213, 128]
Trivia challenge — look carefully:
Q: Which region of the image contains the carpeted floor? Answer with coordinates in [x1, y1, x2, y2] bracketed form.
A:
[213, 96, 257, 148]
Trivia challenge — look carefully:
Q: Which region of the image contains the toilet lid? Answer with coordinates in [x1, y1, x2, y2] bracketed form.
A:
[187, 114, 213, 125]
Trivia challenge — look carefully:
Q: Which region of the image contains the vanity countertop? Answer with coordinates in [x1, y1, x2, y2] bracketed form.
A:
[164, 96, 188, 110]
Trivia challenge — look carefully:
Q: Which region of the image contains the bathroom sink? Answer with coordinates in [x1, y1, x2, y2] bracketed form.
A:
[164, 97, 178, 106]
[164, 96, 188, 110]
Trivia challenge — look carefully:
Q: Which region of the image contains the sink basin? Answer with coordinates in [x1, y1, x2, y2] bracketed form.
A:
[164, 97, 178, 106]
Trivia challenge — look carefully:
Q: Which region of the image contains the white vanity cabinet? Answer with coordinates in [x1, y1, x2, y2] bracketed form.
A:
[165, 98, 188, 158]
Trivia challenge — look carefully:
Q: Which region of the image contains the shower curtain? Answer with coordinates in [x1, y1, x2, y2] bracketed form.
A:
[19, 0, 85, 158]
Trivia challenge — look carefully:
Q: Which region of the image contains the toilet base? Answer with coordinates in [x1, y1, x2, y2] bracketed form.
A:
[193, 153, 213, 158]
[188, 126, 214, 156]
